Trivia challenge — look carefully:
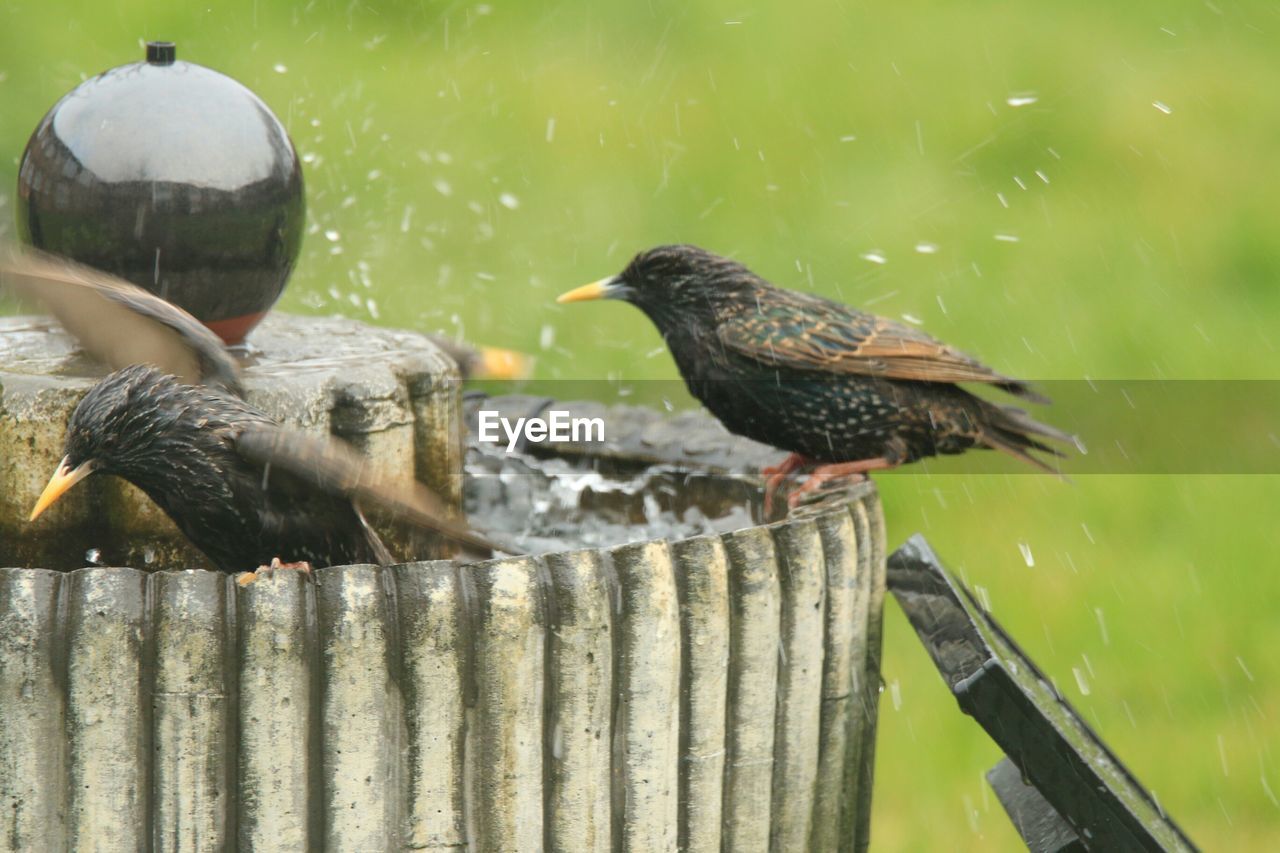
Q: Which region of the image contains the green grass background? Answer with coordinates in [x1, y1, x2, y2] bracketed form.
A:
[2, 1, 1277, 847]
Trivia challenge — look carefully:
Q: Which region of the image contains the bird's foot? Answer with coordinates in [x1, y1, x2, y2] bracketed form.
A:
[237, 557, 315, 586]
[762, 453, 812, 517]
[787, 457, 895, 508]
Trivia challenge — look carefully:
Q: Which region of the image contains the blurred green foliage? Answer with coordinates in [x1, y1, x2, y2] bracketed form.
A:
[2, 1, 1277, 847]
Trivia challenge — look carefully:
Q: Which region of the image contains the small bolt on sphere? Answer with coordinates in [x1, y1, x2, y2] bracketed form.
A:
[145, 41, 177, 65]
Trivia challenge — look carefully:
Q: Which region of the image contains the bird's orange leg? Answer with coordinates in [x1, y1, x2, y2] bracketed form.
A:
[762, 452, 812, 516]
[237, 557, 315, 586]
[787, 457, 898, 508]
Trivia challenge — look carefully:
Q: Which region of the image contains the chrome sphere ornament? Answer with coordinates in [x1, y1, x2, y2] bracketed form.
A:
[16, 42, 305, 344]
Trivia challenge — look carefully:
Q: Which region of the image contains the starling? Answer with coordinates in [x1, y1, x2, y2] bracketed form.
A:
[558, 244, 1072, 509]
[3, 245, 498, 572]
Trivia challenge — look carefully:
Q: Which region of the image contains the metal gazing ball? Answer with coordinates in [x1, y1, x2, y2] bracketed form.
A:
[16, 42, 305, 344]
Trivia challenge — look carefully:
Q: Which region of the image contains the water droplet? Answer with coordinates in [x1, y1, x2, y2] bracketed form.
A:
[1153, 101, 1173, 115]
[1262, 775, 1280, 808]
[1072, 666, 1090, 696]
[498, 192, 520, 210]
[901, 313, 923, 325]
[273, 63, 288, 74]
[994, 233, 1020, 243]
[324, 229, 340, 243]
[1094, 607, 1109, 645]
[1018, 541, 1035, 567]
[914, 242, 939, 255]
[1236, 657, 1255, 682]
[860, 250, 887, 265]
[1006, 93, 1038, 108]
[889, 679, 903, 711]
[539, 324, 555, 351]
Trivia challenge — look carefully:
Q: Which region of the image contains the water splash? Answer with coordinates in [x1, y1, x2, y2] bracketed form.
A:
[1017, 540, 1035, 567]
[1072, 666, 1091, 696]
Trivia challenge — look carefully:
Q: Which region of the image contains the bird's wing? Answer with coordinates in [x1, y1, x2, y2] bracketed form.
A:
[716, 288, 1048, 403]
[233, 425, 503, 553]
[0, 244, 243, 395]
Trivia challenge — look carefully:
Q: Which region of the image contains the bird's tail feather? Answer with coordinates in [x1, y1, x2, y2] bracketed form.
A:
[993, 404, 1076, 444]
[978, 402, 1076, 479]
[996, 380, 1051, 406]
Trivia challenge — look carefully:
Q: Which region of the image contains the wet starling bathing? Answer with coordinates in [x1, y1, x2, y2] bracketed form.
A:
[3, 245, 499, 573]
[558, 244, 1073, 511]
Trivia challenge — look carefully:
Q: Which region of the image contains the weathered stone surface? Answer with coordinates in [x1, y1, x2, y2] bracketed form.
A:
[0, 312, 461, 571]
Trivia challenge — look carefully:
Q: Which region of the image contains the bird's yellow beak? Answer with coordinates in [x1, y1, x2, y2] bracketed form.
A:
[556, 277, 618, 304]
[29, 456, 94, 521]
[477, 347, 534, 381]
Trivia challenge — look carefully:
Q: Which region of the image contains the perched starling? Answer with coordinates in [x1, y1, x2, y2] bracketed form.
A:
[558, 244, 1072, 509]
[3, 245, 499, 572]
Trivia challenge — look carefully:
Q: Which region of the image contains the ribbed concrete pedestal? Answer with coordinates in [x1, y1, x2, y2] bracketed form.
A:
[0, 313, 462, 570]
[0, 483, 885, 852]
[0, 319, 888, 851]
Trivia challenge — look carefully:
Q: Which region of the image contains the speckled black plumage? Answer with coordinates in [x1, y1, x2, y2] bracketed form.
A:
[65, 364, 394, 571]
[581, 244, 1071, 472]
[4, 246, 498, 571]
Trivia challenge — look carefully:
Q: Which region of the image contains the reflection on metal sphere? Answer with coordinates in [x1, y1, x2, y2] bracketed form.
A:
[16, 42, 304, 344]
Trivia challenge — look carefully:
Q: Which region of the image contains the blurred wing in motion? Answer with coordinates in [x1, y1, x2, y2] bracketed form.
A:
[234, 425, 504, 553]
[0, 243, 243, 395]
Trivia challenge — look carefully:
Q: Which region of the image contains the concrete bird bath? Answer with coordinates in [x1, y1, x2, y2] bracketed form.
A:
[0, 313, 886, 851]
